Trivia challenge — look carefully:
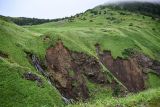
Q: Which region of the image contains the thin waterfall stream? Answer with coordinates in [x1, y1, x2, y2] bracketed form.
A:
[30, 54, 73, 104]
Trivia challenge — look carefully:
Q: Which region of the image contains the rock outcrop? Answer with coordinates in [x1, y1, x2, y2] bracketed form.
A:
[23, 72, 43, 87]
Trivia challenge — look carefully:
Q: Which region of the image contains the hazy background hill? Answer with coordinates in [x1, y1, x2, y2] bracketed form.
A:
[0, 1, 160, 26]
[106, 1, 160, 18]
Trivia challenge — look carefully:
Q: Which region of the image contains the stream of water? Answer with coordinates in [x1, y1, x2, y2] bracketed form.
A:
[31, 54, 72, 104]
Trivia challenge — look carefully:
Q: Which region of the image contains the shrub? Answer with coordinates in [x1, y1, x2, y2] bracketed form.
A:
[129, 23, 133, 26]
[119, 12, 126, 15]
[106, 16, 116, 21]
[122, 48, 135, 58]
[82, 17, 87, 20]
[152, 28, 155, 31]
[90, 20, 93, 22]
[112, 84, 121, 97]
[142, 16, 145, 19]
[90, 10, 98, 15]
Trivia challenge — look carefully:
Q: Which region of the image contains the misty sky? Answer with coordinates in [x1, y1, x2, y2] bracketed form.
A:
[0, 0, 159, 19]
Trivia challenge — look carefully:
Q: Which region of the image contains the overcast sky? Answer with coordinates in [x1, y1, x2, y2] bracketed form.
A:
[0, 0, 159, 19]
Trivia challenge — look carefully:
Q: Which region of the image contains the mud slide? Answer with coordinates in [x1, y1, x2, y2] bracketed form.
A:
[46, 41, 109, 100]
[43, 41, 160, 100]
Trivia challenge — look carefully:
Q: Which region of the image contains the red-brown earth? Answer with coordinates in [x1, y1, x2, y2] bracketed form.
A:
[44, 41, 160, 100]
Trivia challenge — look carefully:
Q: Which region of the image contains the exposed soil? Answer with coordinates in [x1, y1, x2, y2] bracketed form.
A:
[46, 41, 108, 100]
[99, 50, 145, 92]
[46, 41, 88, 100]
[96, 44, 160, 92]
[44, 41, 160, 100]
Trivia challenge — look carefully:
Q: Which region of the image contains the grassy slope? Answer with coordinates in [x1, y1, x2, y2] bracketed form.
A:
[0, 5, 160, 107]
[0, 19, 63, 107]
[25, 7, 160, 59]
[24, 6, 160, 106]
[67, 87, 160, 107]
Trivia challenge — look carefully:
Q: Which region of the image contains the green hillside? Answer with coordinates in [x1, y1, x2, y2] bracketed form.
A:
[0, 19, 63, 107]
[25, 6, 160, 59]
[1, 2, 160, 107]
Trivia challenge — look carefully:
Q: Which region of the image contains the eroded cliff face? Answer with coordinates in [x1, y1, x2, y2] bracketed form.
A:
[99, 51, 145, 92]
[46, 41, 108, 100]
[46, 41, 85, 100]
[45, 41, 160, 100]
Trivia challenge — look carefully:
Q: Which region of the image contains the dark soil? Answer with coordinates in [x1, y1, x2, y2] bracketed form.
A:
[44, 41, 160, 100]
[46, 41, 109, 100]
[99, 50, 145, 92]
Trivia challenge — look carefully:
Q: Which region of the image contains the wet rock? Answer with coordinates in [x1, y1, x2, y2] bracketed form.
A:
[23, 72, 43, 87]
[24, 51, 48, 79]
[31, 55, 48, 77]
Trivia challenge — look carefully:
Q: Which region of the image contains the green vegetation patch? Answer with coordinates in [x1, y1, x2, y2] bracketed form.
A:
[147, 71, 160, 88]
[0, 58, 63, 107]
[67, 87, 160, 107]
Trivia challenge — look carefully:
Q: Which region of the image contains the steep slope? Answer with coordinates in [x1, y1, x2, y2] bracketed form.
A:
[24, 2, 160, 106]
[1, 2, 160, 107]
[0, 19, 63, 107]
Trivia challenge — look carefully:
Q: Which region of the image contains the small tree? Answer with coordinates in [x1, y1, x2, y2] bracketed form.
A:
[89, 20, 93, 22]
[129, 23, 133, 26]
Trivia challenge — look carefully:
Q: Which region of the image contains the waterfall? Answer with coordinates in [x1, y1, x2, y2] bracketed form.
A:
[30, 54, 72, 104]
[31, 55, 48, 77]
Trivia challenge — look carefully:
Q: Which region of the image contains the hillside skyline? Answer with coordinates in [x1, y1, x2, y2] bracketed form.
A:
[0, 0, 159, 19]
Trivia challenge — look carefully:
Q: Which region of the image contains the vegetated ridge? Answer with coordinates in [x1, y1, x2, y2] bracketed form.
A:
[0, 1, 160, 107]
